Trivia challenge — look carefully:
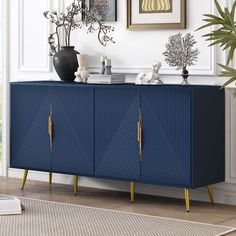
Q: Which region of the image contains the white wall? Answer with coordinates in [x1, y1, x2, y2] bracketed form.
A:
[0, 0, 2, 72]
[6, 0, 236, 205]
[9, 0, 228, 82]
[73, 0, 215, 75]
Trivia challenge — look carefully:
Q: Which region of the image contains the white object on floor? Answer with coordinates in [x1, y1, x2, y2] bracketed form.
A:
[0, 197, 22, 215]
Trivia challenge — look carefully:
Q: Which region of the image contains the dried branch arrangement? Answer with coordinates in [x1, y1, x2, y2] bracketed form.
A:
[163, 33, 199, 73]
[43, 0, 115, 56]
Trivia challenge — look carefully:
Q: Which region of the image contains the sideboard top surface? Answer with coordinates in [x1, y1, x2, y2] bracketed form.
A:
[11, 81, 222, 90]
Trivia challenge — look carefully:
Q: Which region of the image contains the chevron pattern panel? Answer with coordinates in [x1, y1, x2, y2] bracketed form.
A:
[95, 88, 141, 180]
[11, 82, 225, 191]
[51, 87, 94, 175]
[11, 85, 52, 171]
[141, 88, 191, 186]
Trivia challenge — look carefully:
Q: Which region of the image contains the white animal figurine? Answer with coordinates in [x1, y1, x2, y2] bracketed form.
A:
[136, 62, 163, 85]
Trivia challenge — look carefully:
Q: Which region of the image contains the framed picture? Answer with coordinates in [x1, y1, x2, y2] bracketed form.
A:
[84, 0, 117, 21]
[127, 0, 186, 29]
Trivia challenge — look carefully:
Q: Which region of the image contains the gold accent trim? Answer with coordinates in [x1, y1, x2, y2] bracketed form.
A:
[184, 188, 190, 212]
[207, 185, 215, 205]
[137, 112, 142, 160]
[48, 104, 53, 152]
[49, 172, 52, 185]
[127, 0, 186, 30]
[21, 170, 28, 190]
[130, 182, 135, 203]
[74, 176, 78, 195]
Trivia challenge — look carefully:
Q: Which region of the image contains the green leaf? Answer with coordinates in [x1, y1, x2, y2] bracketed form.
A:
[233, 89, 236, 97]
[203, 14, 222, 21]
[227, 47, 235, 64]
[225, 7, 234, 26]
[231, 0, 236, 19]
[221, 76, 236, 88]
[218, 63, 236, 72]
[198, 0, 236, 84]
[214, 0, 226, 19]
[196, 23, 217, 31]
[209, 39, 224, 47]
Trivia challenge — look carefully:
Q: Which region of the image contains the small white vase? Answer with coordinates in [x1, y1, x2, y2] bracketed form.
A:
[74, 70, 83, 83]
[77, 54, 88, 69]
[80, 67, 89, 83]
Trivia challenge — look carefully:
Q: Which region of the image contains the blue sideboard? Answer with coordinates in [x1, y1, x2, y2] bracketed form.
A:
[10, 81, 225, 211]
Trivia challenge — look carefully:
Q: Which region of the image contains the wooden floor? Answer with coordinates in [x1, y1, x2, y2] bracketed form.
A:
[1, 177, 236, 235]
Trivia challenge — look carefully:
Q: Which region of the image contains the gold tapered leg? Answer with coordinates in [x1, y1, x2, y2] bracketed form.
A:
[130, 182, 135, 203]
[184, 188, 190, 212]
[74, 176, 78, 195]
[49, 172, 52, 185]
[207, 185, 214, 205]
[21, 170, 28, 190]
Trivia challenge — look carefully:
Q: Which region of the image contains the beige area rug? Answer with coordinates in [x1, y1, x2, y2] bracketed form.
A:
[0, 196, 235, 236]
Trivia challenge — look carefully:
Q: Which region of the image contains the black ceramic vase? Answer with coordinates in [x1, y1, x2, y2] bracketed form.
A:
[53, 46, 79, 82]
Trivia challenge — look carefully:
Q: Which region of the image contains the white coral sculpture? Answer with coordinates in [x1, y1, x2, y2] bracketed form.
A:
[163, 33, 199, 74]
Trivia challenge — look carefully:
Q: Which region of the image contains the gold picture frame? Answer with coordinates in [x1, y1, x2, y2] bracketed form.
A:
[127, 0, 186, 30]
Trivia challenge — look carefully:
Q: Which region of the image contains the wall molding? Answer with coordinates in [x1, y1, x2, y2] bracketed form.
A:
[226, 0, 236, 71]
[225, 88, 236, 183]
[225, 0, 236, 183]
[18, 0, 52, 72]
[2, 0, 10, 177]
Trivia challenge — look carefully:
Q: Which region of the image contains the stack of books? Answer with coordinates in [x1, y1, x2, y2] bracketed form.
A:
[0, 197, 23, 216]
[87, 74, 126, 84]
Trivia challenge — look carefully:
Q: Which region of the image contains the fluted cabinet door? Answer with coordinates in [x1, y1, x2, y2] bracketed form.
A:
[51, 87, 94, 176]
[10, 85, 51, 171]
[95, 88, 140, 181]
[141, 88, 191, 187]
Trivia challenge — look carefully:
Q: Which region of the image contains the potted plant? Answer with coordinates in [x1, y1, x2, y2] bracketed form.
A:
[44, 0, 114, 82]
[197, 0, 236, 93]
[163, 33, 199, 85]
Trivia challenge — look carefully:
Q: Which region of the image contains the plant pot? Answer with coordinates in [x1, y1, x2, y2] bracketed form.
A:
[181, 74, 190, 85]
[181, 68, 190, 85]
[53, 46, 79, 82]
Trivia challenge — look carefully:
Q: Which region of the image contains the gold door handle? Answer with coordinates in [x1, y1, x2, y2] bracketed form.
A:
[137, 114, 142, 160]
[48, 104, 53, 151]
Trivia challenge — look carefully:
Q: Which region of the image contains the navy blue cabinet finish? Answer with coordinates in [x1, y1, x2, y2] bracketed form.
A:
[141, 88, 191, 187]
[140, 87, 225, 189]
[11, 85, 51, 172]
[10, 82, 225, 211]
[11, 83, 94, 176]
[50, 87, 94, 176]
[95, 88, 140, 180]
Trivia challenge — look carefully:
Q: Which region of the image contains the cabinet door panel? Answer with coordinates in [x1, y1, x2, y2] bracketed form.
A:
[10, 85, 51, 171]
[95, 88, 140, 180]
[51, 87, 94, 175]
[141, 88, 191, 186]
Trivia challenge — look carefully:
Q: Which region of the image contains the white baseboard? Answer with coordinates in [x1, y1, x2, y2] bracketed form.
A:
[8, 168, 236, 206]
